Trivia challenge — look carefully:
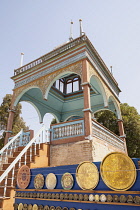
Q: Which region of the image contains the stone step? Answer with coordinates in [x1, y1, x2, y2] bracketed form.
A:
[1, 160, 30, 171]
[0, 186, 14, 198]
[8, 155, 35, 164]
[0, 143, 45, 209]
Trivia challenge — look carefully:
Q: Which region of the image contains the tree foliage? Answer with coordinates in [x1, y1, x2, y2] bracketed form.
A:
[0, 94, 28, 149]
[94, 103, 140, 158]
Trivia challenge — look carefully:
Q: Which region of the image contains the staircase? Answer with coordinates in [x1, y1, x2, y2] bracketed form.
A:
[0, 126, 50, 210]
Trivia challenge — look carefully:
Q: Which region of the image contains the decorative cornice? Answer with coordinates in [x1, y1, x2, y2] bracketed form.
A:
[14, 52, 86, 89]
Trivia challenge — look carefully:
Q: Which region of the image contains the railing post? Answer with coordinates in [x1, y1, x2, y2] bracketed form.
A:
[30, 146, 32, 162]
[24, 152, 27, 165]
[11, 166, 15, 187]
[3, 176, 8, 197]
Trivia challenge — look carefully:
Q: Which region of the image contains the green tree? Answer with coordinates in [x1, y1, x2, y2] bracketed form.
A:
[0, 94, 28, 149]
[94, 103, 140, 158]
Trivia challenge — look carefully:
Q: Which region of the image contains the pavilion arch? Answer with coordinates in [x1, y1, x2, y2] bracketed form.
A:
[14, 86, 43, 107]
[90, 75, 108, 107]
[64, 115, 83, 122]
[43, 112, 59, 124]
[93, 108, 117, 116]
[44, 71, 81, 100]
[21, 101, 42, 123]
[108, 95, 122, 119]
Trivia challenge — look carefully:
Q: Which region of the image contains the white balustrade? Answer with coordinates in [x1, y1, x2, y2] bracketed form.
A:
[92, 120, 125, 150]
[51, 120, 84, 140]
[0, 126, 50, 198]
[14, 35, 87, 76]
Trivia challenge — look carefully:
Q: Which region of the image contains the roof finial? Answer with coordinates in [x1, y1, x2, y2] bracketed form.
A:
[79, 19, 84, 36]
[20, 52, 24, 67]
[69, 20, 73, 41]
[110, 66, 113, 74]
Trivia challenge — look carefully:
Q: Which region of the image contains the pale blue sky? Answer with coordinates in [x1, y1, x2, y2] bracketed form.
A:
[0, 0, 140, 132]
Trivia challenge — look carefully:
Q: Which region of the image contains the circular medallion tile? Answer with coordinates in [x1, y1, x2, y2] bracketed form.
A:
[61, 172, 74, 190]
[17, 165, 31, 189]
[100, 152, 137, 191]
[76, 161, 99, 190]
[34, 174, 44, 189]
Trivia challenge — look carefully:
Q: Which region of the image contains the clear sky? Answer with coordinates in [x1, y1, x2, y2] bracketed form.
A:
[0, 0, 140, 132]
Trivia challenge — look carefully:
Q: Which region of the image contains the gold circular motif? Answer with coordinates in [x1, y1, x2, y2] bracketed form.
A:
[69, 193, 73, 200]
[34, 174, 44, 189]
[74, 194, 79, 200]
[40, 193, 44, 198]
[100, 152, 137, 191]
[21, 192, 24, 197]
[100, 194, 106, 202]
[76, 161, 99, 190]
[64, 193, 68, 200]
[33, 204, 38, 210]
[44, 193, 48, 199]
[134, 196, 140, 204]
[45, 173, 57, 189]
[52, 193, 56, 199]
[89, 194, 94, 201]
[63, 208, 68, 210]
[79, 194, 84, 201]
[18, 203, 23, 210]
[29, 193, 33, 198]
[37, 193, 40, 198]
[95, 194, 99, 202]
[38, 205, 43, 210]
[56, 207, 62, 210]
[106, 194, 113, 202]
[113, 195, 119, 202]
[44, 206, 49, 210]
[48, 193, 52, 199]
[23, 204, 27, 208]
[84, 194, 88, 201]
[50, 206, 55, 210]
[60, 193, 64, 200]
[61, 172, 74, 190]
[120, 195, 126, 203]
[28, 204, 33, 210]
[56, 193, 60, 199]
[17, 165, 31, 189]
[23, 192, 27, 197]
[14, 203, 19, 210]
[127, 195, 133, 203]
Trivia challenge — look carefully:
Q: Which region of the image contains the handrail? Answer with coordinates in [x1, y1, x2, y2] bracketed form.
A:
[0, 129, 23, 155]
[0, 125, 47, 183]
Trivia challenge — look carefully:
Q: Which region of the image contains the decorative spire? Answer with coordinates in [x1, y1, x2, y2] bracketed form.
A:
[110, 66, 113, 74]
[69, 20, 73, 41]
[79, 19, 84, 36]
[20, 52, 24, 67]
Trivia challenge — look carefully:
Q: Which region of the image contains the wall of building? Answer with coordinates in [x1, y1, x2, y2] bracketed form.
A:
[50, 135, 125, 167]
[92, 136, 125, 162]
[50, 139, 93, 166]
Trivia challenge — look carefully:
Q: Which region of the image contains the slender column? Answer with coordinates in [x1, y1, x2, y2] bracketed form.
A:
[117, 119, 125, 136]
[82, 59, 92, 138]
[117, 119, 128, 154]
[47, 142, 50, 166]
[4, 109, 15, 145]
